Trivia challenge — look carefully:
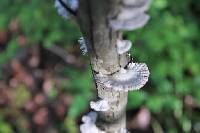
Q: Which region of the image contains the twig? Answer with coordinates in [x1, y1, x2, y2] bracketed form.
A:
[58, 0, 77, 16]
[45, 45, 83, 68]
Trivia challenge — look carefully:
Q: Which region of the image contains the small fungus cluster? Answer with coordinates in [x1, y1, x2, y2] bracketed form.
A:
[110, 0, 151, 31]
[90, 99, 110, 112]
[80, 112, 106, 133]
[95, 0, 151, 92]
[78, 37, 88, 55]
[117, 39, 132, 54]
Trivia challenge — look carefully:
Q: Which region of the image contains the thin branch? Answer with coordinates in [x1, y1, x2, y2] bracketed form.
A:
[58, 0, 77, 16]
[46, 45, 84, 68]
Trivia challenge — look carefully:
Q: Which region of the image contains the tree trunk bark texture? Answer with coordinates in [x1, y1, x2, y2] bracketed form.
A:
[77, 0, 129, 132]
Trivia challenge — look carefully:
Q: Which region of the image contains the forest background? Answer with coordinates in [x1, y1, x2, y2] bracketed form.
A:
[0, 0, 200, 133]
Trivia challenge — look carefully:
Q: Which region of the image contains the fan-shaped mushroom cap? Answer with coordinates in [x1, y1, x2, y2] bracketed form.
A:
[118, 0, 151, 20]
[110, 13, 150, 31]
[109, 0, 151, 31]
[80, 112, 106, 133]
[123, 0, 151, 8]
[95, 63, 150, 91]
[117, 39, 132, 54]
[90, 99, 110, 111]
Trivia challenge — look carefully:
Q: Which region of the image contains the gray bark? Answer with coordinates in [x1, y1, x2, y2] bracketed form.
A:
[77, 0, 129, 132]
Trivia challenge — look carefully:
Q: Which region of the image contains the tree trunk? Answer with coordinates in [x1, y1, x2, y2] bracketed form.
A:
[77, 0, 129, 132]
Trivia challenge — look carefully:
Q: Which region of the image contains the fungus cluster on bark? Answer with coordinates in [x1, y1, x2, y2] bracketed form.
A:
[90, 99, 110, 112]
[80, 112, 106, 133]
[95, 62, 150, 91]
[54, 0, 151, 132]
[98, 0, 151, 93]
[78, 37, 88, 55]
[109, 0, 151, 31]
[80, 111, 128, 133]
[116, 39, 132, 55]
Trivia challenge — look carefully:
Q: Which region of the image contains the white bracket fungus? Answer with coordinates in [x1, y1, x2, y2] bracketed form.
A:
[110, 13, 150, 31]
[119, 128, 129, 133]
[90, 99, 110, 112]
[78, 37, 88, 55]
[109, 0, 151, 31]
[117, 39, 132, 54]
[118, 0, 151, 20]
[95, 62, 150, 91]
[80, 112, 105, 133]
[123, 0, 151, 8]
[54, 0, 78, 19]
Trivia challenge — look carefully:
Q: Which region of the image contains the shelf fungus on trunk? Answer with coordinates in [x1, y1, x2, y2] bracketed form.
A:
[78, 37, 88, 55]
[117, 39, 132, 54]
[95, 62, 150, 91]
[123, 0, 151, 8]
[80, 112, 105, 133]
[118, 0, 151, 20]
[109, 0, 151, 31]
[90, 99, 110, 112]
[110, 12, 149, 31]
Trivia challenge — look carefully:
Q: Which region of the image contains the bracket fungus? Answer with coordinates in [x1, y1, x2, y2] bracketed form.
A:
[80, 112, 105, 133]
[123, 0, 151, 8]
[95, 62, 150, 91]
[117, 39, 132, 54]
[118, 0, 151, 20]
[90, 99, 110, 112]
[119, 128, 129, 133]
[109, 0, 151, 31]
[110, 13, 149, 31]
[78, 37, 88, 55]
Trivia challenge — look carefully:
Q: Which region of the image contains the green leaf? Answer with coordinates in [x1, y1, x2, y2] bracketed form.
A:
[63, 117, 78, 133]
[68, 93, 92, 119]
[146, 95, 164, 113]
[128, 91, 147, 109]
[14, 84, 30, 107]
[0, 120, 13, 133]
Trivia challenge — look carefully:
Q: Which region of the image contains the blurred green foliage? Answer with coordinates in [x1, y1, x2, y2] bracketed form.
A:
[0, 0, 200, 133]
[126, 0, 200, 132]
[0, 119, 13, 133]
[14, 84, 31, 107]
